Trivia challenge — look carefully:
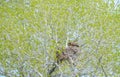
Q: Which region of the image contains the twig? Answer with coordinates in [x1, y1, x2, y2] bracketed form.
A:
[48, 63, 58, 75]
[94, 33, 107, 77]
[30, 65, 43, 77]
[99, 56, 108, 77]
[94, 33, 103, 53]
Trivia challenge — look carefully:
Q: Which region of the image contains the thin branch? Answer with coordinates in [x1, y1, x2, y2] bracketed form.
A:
[94, 33, 107, 77]
[48, 63, 57, 75]
[94, 33, 103, 53]
[30, 65, 43, 77]
[99, 56, 108, 77]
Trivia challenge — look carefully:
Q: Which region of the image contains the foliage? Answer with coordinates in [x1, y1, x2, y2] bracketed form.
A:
[0, 0, 120, 77]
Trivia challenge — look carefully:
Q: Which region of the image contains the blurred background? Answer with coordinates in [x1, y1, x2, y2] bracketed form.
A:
[0, 0, 120, 77]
